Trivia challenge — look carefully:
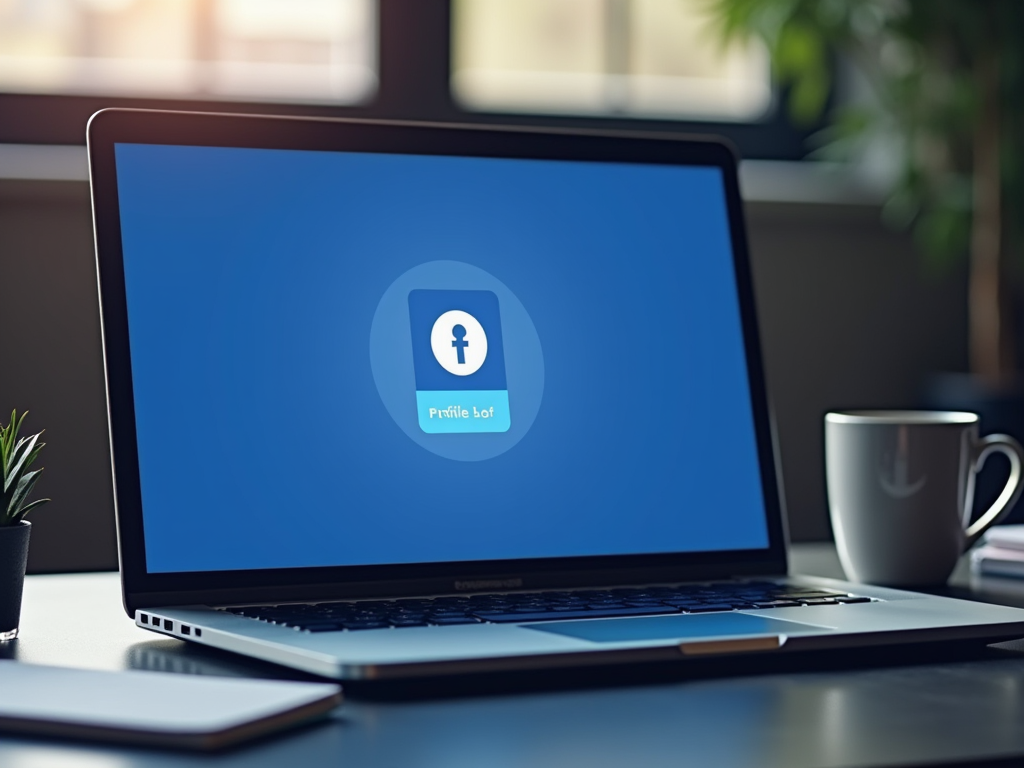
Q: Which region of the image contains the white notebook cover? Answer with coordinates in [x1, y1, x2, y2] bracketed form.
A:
[0, 660, 342, 749]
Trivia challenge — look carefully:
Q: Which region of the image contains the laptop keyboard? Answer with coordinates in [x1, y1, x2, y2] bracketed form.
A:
[223, 582, 872, 633]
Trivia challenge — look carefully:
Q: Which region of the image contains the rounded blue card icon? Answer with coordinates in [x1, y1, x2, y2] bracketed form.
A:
[369, 261, 544, 462]
[409, 290, 511, 434]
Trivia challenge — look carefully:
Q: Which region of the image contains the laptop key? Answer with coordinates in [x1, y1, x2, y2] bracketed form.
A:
[430, 617, 481, 625]
[475, 606, 679, 623]
[342, 620, 392, 630]
[682, 604, 735, 613]
[301, 623, 345, 632]
[776, 591, 845, 600]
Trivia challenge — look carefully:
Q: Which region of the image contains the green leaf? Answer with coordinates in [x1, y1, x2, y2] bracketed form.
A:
[774, 21, 831, 124]
[4, 432, 39, 493]
[914, 207, 970, 272]
[13, 497, 50, 522]
[9, 411, 26, 453]
[0, 410, 15, 469]
[789, 67, 830, 125]
[1, 410, 27, 476]
[8, 468, 42, 519]
[23, 443, 44, 475]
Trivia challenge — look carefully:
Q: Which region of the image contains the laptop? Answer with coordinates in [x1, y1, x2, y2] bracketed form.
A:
[87, 109, 1024, 680]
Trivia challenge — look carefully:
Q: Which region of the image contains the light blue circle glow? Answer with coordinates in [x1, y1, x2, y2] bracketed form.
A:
[369, 261, 545, 461]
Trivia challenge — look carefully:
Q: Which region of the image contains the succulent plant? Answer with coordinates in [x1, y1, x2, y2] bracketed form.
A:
[1, 410, 50, 527]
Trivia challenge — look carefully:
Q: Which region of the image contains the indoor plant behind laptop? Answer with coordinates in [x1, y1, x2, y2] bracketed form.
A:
[0, 410, 50, 640]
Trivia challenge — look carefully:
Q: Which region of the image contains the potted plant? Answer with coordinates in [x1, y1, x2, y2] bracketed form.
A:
[711, 0, 1024, 507]
[1, 410, 50, 640]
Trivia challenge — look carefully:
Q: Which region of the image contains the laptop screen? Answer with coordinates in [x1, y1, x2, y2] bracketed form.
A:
[112, 142, 770, 574]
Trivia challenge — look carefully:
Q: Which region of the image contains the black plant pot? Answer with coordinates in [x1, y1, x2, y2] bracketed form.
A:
[0, 520, 31, 640]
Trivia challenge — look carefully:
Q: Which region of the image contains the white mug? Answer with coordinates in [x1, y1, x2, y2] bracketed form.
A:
[825, 411, 1024, 586]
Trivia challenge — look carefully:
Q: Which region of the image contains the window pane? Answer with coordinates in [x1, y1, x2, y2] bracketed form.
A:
[0, 0, 376, 104]
[452, 0, 770, 121]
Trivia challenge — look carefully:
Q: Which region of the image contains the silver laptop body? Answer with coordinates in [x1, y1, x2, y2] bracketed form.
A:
[87, 109, 1024, 680]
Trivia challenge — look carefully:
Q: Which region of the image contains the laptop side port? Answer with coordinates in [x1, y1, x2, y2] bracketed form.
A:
[181, 625, 191, 635]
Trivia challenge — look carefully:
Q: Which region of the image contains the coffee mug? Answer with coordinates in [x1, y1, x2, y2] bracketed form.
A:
[825, 411, 1024, 586]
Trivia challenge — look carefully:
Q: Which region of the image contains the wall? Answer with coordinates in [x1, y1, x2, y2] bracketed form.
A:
[0, 180, 967, 571]
[0, 180, 116, 572]
[746, 202, 967, 540]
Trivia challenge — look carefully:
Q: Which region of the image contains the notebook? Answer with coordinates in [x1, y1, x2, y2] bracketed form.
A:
[0, 660, 340, 749]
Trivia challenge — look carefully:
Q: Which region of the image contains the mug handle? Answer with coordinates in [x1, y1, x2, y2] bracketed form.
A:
[965, 433, 1024, 548]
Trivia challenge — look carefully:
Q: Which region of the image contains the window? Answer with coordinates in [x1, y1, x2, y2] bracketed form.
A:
[452, 0, 771, 121]
[0, 1, 815, 159]
[0, 0, 376, 104]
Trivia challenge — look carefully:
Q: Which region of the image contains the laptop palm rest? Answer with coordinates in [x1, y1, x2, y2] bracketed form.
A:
[526, 612, 832, 644]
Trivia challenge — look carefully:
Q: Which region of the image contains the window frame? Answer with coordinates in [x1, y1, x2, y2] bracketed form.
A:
[0, 0, 825, 160]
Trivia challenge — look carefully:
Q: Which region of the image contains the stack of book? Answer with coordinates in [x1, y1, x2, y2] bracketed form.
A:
[971, 525, 1024, 578]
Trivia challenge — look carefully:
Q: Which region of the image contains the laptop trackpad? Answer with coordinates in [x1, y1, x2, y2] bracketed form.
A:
[526, 612, 831, 644]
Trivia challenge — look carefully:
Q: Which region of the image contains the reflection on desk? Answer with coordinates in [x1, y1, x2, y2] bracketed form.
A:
[4, 545, 1024, 768]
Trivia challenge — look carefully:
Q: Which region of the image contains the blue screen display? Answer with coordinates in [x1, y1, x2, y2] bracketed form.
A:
[114, 143, 769, 573]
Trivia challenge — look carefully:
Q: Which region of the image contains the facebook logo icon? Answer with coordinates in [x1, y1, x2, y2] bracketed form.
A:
[408, 289, 511, 434]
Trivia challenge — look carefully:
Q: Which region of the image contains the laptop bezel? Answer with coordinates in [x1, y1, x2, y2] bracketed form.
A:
[87, 109, 788, 614]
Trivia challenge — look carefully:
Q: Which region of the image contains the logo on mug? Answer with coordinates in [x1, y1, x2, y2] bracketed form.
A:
[878, 425, 927, 499]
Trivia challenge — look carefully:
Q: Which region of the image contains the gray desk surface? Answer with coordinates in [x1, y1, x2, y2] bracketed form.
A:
[5, 545, 1024, 768]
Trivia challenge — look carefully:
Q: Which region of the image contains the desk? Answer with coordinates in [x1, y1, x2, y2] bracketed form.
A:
[4, 545, 1024, 768]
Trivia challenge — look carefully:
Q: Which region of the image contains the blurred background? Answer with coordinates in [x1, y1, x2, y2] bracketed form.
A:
[3, 0, 1006, 571]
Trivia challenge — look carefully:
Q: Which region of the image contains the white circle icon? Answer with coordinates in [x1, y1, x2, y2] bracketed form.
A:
[430, 310, 488, 376]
